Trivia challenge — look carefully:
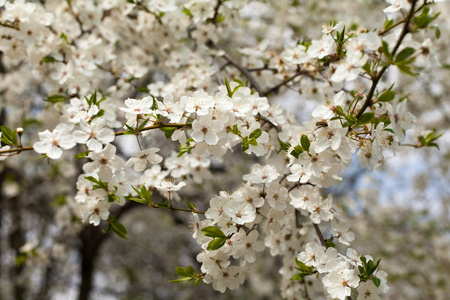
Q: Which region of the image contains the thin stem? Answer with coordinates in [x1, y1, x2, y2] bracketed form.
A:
[262, 71, 308, 96]
[114, 123, 188, 136]
[136, 135, 143, 151]
[313, 223, 327, 248]
[355, 0, 418, 120]
[152, 203, 205, 214]
[206, 40, 265, 96]
[0, 123, 189, 155]
[378, 1, 429, 36]
[0, 146, 33, 154]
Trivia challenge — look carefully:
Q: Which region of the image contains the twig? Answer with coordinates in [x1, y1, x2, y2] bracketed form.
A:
[206, 39, 265, 96]
[356, 0, 418, 120]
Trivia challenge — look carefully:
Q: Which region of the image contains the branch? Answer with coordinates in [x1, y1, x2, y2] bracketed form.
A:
[206, 39, 265, 96]
[378, 1, 430, 36]
[262, 71, 307, 96]
[356, 0, 418, 120]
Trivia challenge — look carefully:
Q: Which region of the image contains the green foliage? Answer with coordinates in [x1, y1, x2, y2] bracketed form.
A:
[45, 94, 67, 104]
[300, 134, 310, 152]
[178, 139, 194, 157]
[290, 258, 314, 281]
[104, 216, 128, 239]
[169, 265, 202, 289]
[159, 126, 176, 138]
[358, 256, 382, 287]
[128, 185, 153, 205]
[201, 226, 227, 251]
[0, 126, 18, 146]
[377, 84, 396, 103]
[418, 128, 443, 150]
[290, 145, 304, 159]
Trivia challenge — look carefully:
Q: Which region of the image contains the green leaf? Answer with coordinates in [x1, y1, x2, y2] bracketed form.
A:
[201, 226, 226, 238]
[194, 277, 201, 286]
[395, 47, 415, 62]
[60, 32, 70, 44]
[300, 134, 310, 152]
[207, 237, 226, 251]
[74, 151, 89, 159]
[224, 78, 233, 97]
[182, 7, 193, 17]
[295, 258, 310, 272]
[169, 278, 192, 283]
[0, 126, 17, 146]
[156, 201, 168, 208]
[290, 273, 308, 281]
[45, 94, 67, 104]
[176, 267, 189, 277]
[248, 138, 257, 146]
[137, 118, 150, 131]
[249, 129, 262, 140]
[41, 55, 57, 63]
[357, 112, 374, 124]
[159, 126, 176, 138]
[383, 18, 394, 30]
[396, 63, 418, 76]
[184, 197, 195, 211]
[242, 137, 249, 152]
[186, 266, 195, 276]
[111, 221, 128, 239]
[233, 78, 244, 87]
[127, 197, 148, 205]
[137, 86, 150, 93]
[290, 145, 304, 159]
[334, 106, 345, 116]
[382, 41, 392, 61]
[178, 143, 193, 157]
[344, 115, 357, 125]
[377, 85, 396, 102]
[371, 276, 381, 288]
[278, 139, 290, 153]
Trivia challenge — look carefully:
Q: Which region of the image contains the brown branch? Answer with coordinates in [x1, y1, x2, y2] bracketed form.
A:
[378, 1, 430, 36]
[356, 0, 418, 120]
[206, 39, 265, 96]
[262, 71, 307, 96]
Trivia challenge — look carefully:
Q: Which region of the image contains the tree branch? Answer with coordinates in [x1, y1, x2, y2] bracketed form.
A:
[206, 39, 265, 96]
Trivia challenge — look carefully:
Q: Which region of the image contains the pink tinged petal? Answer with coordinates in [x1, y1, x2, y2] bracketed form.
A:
[33, 141, 52, 154]
[47, 146, 63, 160]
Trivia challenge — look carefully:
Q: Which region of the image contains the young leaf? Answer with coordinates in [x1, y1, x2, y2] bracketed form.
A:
[357, 112, 374, 124]
[300, 134, 310, 152]
[201, 226, 226, 238]
[111, 221, 128, 239]
[382, 41, 392, 61]
[207, 237, 226, 251]
[249, 129, 262, 140]
[175, 267, 189, 278]
[160, 126, 176, 139]
[395, 47, 415, 62]
[371, 276, 381, 287]
[45, 94, 67, 104]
